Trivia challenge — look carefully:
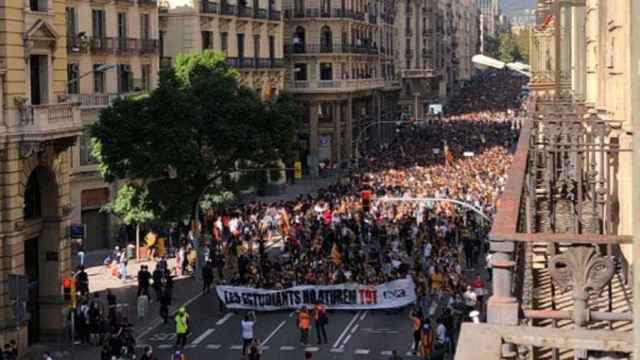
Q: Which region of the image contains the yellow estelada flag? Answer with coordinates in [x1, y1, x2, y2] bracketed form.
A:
[330, 243, 342, 265]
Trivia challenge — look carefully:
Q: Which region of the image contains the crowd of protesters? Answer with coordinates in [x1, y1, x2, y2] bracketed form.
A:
[61, 68, 524, 360]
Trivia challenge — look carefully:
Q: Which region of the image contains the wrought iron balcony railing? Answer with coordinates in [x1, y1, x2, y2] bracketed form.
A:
[220, 4, 237, 15]
[90, 37, 115, 54]
[268, 9, 281, 20]
[202, 1, 220, 13]
[284, 43, 378, 55]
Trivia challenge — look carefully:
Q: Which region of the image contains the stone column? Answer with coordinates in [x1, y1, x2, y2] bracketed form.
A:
[345, 96, 353, 159]
[307, 102, 320, 177]
[487, 240, 519, 326]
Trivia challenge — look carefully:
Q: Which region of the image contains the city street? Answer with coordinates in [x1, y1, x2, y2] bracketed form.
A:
[138, 294, 423, 359]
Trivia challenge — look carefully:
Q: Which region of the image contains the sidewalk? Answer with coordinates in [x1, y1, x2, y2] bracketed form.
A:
[244, 173, 338, 204]
[23, 250, 205, 360]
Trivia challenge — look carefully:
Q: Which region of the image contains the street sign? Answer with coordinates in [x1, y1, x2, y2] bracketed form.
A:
[8, 274, 28, 302]
[294, 161, 302, 180]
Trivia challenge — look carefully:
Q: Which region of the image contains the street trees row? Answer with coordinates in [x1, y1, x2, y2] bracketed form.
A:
[91, 51, 302, 229]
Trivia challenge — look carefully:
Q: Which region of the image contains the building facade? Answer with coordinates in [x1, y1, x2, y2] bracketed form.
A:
[0, 0, 83, 347]
[65, 0, 160, 250]
[397, 0, 479, 119]
[282, 0, 400, 172]
[160, 0, 286, 99]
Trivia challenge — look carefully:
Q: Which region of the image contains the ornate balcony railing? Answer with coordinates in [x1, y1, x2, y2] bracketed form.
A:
[284, 43, 378, 55]
[284, 7, 363, 20]
[16, 102, 83, 139]
[220, 4, 237, 15]
[268, 9, 281, 20]
[139, 39, 159, 54]
[254, 8, 268, 19]
[455, 97, 633, 359]
[201, 1, 220, 13]
[237, 6, 252, 17]
[286, 78, 384, 93]
[90, 37, 115, 54]
[225, 57, 284, 69]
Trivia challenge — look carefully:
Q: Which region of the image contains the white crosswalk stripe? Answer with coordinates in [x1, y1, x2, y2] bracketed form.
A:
[304, 347, 320, 352]
[230, 345, 243, 350]
[330, 348, 345, 353]
[280, 346, 295, 351]
[355, 349, 370, 355]
[381, 350, 393, 356]
[158, 344, 172, 349]
[206, 344, 222, 350]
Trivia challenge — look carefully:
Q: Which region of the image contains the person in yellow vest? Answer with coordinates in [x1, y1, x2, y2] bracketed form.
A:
[175, 306, 190, 348]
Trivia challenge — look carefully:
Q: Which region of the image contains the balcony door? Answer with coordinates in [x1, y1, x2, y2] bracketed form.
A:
[117, 12, 127, 51]
[237, 33, 245, 62]
[30, 55, 49, 105]
[92, 9, 105, 39]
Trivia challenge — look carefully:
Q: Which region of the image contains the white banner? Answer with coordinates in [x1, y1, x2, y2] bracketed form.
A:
[216, 279, 416, 311]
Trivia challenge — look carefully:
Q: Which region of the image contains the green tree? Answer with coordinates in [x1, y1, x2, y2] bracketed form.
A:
[485, 34, 501, 59]
[498, 32, 517, 63]
[515, 28, 531, 63]
[101, 184, 155, 260]
[91, 50, 302, 224]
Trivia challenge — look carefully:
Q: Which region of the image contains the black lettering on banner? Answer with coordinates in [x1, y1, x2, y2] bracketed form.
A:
[294, 290, 302, 305]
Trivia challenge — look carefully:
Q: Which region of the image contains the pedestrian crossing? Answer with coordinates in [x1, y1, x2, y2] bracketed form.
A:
[140, 342, 421, 357]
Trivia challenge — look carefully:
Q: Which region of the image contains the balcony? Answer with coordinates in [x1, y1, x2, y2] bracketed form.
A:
[353, 12, 365, 21]
[284, 43, 378, 55]
[455, 98, 633, 359]
[139, 39, 159, 54]
[69, 93, 142, 108]
[268, 9, 281, 20]
[286, 78, 384, 93]
[67, 35, 88, 54]
[116, 38, 139, 54]
[285, 7, 365, 20]
[254, 58, 285, 68]
[400, 69, 438, 78]
[254, 8, 268, 19]
[15, 102, 83, 141]
[201, 1, 220, 13]
[238, 6, 253, 17]
[90, 37, 115, 54]
[220, 4, 237, 15]
[115, 0, 134, 5]
[137, 0, 157, 6]
[368, 14, 377, 24]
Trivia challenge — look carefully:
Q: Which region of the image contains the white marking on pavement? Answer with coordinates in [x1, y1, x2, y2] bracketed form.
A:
[262, 320, 287, 346]
[332, 311, 361, 349]
[280, 346, 295, 351]
[158, 344, 172, 349]
[136, 292, 204, 341]
[216, 313, 233, 326]
[135, 344, 149, 349]
[191, 328, 215, 345]
[288, 311, 295, 318]
[206, 344, 222, 350]
[355, 349, 370, 355]
[350, 324, 359, 334]
[341, 334, 352, 347]
[360, 311, 368, 321]
[230, 345, 243, 350]
[381, 350, 393, 356]
[304, 347, 320, 352]
[407, 351, 417, 356]
[330, 348, 345, 353]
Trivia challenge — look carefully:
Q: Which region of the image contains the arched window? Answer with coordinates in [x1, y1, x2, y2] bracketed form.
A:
[321, 26, 333, 52]
[294, 26, 306, 53]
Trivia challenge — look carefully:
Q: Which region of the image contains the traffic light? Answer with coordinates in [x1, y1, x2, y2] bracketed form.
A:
[361, 190, 371, 213]
[63, 278, 72, 301]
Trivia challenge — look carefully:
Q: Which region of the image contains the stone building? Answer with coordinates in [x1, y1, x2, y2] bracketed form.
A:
[65, 0, 161, 250]
[455, 0, 639, 358]
[160, 0, 286, 99]
[397, 0, 479, 119]
[282, 0, 400, 172]
[0, 0, 83, 347]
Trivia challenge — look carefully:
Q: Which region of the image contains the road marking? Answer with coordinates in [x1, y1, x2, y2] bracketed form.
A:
[381, 350, 393, 356]
[262, 320, 287, 346]
[350, 324, 359, 334]
[330, 348, 345, 353]
[158, 344, 172, 349]
[280, 346, 295, 351]
[136, 291, 203, 341]
[135, 344, 149, 349]
[230, 345, 243, 350]
[360, 310, 368, 321]
[206, 344, 222, 350]
[304, 347, 320, 352]
[407, 351, 417, 356]
[288, 311, 295, 318]
[190, 328, 215, 346]
[216, 313, 233, 326]
[342, 334, 352, 347]
[332, 311, 361, 349]
[355, 349, 370, 355]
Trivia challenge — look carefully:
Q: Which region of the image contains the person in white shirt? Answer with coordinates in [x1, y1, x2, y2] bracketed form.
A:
[241, 312, 256, 356]
[435, 319, 448, 348]
[463, 286, 478, 314]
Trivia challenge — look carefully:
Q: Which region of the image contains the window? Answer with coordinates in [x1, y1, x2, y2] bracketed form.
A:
[202, 31, 213, 50]
[319, 103, 333, 123]
[117, 64, 133, 93]
[92, 9, 106, 38]
[253, 35, 260, 59]
[140, 13, 150, 40]
[80, 131, 99, 166]
[24, 173, 41, 219]
[268, 36, 275, 59]
[294, 63, 307, 81]
[141, 64, 151, 91]
[237, 33, 245, 58]
[30, 0, 47, 12]
[30, 55, 49, 105]
[117, 12, 127, 51]
[67, 63, 79, 94]
[66, 7, 77, 37]
[93, 64, 105, 93]
[220, 32, 228, 54]
[320, 63, 333, 80]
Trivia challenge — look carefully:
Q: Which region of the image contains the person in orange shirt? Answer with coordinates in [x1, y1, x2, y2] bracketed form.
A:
[314, 301, 328, 344]
[298, 306, 311, 346]
[409, 309, 423, 355]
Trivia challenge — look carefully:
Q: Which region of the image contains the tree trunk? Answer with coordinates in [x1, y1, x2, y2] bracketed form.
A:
[136, 223, 140, 262]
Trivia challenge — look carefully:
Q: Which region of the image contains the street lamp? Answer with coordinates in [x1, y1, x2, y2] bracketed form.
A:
[66, 63, 117, 88]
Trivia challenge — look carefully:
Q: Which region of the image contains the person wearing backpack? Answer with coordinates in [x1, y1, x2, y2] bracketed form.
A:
[313, 301, 328, 344]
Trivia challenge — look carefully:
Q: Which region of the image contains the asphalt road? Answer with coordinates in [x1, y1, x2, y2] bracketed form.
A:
[137, 291, 426, 360]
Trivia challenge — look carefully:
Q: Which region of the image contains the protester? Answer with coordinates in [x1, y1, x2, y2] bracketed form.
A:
[313, 301, 328, 344]
[175, 307, 190, 348]
[241, 312, 256, 356]
[298, 306, 311, 346]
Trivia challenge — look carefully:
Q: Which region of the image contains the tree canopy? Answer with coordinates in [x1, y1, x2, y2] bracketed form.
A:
[91, 51, 302, 223]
